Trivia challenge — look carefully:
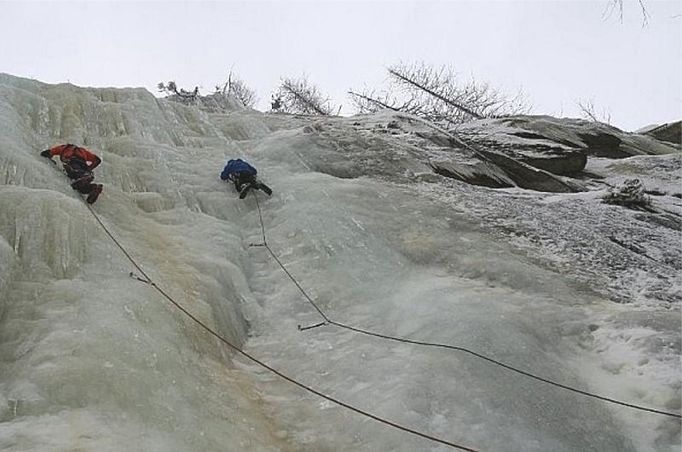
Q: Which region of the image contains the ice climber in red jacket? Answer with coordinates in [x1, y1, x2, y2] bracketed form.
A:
[40, 144, 103, 204]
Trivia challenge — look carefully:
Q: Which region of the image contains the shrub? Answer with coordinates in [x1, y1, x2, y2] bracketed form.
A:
[602, 179, 651, 208]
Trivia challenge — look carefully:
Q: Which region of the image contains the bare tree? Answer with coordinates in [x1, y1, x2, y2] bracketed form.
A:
[387, 63, 483, 121]
[349, 62, 530, 126]
[217, 71, 258, 108]
[272, 75, 336, 115]
[391, 63, 530, 122]
[348, 88, 426, 117]
[348, 89, 398, 113]
[577, 98, 612, 125]
[604, 0, 649, 25]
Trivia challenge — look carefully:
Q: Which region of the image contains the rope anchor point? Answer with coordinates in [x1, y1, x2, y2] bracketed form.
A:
[129, 271, 151, 284]
[298, 321, 328, 331]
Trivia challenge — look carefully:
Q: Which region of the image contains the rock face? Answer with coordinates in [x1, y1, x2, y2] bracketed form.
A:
[389, 115, 677, 192]
[418, 128, 579, 193]
[247, 111, 678, 195]
[394, 115, 588, 193]
[473, 147, 581, 192]
[643, 121, 681, 145]
[431, 115, 678, 192]
[299, 112, 581, 193]
[456, 116, 678, 170]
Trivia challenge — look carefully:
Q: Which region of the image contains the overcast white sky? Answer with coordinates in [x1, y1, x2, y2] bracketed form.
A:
[1, 0, 679, 130]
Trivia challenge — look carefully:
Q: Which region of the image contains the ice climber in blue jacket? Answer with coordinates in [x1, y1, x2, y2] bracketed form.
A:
[220, 159, 273, 199]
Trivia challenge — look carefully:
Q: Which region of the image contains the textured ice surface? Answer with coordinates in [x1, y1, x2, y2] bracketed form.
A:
[0, 74, 679, 451]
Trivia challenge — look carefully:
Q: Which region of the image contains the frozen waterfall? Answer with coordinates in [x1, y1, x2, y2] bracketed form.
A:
[0, 74, 679, 451]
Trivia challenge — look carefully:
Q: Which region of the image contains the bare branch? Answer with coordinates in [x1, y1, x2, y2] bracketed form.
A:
[273, 76, 336, 115]
[373, 62, 530, 125]
[348, 90, 401, 113]
[213, 69, 258, 108]
[577, 98, 612, 124]
[157, 81, 199, 102]
[637, 0, 650, 25]
[229, 77, 257, 108]
[604, 0, 649, 26]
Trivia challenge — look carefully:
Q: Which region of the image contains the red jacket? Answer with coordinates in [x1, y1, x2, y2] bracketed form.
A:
[48, 144, 101, 169]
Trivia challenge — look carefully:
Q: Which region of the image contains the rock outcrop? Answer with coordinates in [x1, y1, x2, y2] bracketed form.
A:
[643, 121, 681, 146]
[456, 116, 678, 170]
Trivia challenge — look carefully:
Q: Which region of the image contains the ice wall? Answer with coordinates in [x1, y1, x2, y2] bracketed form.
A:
[0, 74, 286, 451]
[0, 74, 679, 451]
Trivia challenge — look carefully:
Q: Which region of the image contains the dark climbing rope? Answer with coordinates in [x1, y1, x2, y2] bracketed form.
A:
[328, 321, 681, 418]
[86, 206, 151, 283]
[84, 203, 477, 451]
[250, 193, 682, 420]
[254, 194, 330, 322]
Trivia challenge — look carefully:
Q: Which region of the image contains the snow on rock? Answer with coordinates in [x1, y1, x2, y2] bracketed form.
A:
[455, 116, 677, 178]
[641, 121, 681, 146]
[0, 74, 680, 451]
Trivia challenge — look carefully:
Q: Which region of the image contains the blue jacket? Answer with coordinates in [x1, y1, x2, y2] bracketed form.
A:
[220, 159, 257, 181]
